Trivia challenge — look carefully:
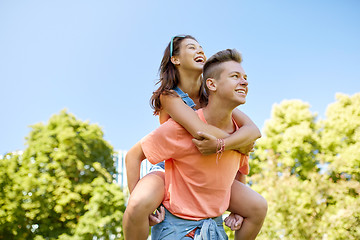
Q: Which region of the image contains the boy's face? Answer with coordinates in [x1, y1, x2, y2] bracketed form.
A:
[215, 61, 248, 106]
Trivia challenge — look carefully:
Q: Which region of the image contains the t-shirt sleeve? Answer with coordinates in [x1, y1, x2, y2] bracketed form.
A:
[238, 154, 250, 175]
[140, 119, 180, 165]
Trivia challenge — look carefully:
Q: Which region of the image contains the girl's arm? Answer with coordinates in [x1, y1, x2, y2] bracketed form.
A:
[225, 108, 261, 151]
[161, 95, 261, 154]
[125, 141, 146, 193]
[160, 94, 231, 139]
[194, 109, 261, 154]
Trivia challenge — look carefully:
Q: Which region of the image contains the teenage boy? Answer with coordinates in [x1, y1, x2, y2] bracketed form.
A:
[125, 49, 266, 239]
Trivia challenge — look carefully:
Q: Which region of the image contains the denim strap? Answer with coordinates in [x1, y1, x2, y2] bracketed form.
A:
[194, 218, 228, 240]
[148, 86, 195, 173]
[172, 86, 196, 110]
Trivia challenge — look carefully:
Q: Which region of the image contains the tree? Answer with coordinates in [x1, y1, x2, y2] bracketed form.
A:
[0, 110, 125, 239]
[0, 152, 28, 239]
[247, 95, 360, 240]
[250, 153, 360, 239]
[251, 100, 320, 180]
[318, 93, 360, 181]
[58, 177, 126, 240]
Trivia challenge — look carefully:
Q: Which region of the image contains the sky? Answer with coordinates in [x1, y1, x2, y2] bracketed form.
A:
[1, 0, 359, 155]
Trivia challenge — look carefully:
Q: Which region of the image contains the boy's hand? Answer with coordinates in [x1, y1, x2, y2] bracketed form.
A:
[192, 132, 217, 155]
[149, 206, 165, 226]
[224, 212, 244, 231]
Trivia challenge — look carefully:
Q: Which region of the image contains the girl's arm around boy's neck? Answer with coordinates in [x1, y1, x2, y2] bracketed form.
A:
[160, 94, 231, 139]
[224, 108, 261, 152]
[160, 94, 261, 155]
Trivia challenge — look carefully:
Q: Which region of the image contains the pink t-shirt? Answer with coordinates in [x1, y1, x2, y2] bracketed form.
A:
[141, 109, 249, 220]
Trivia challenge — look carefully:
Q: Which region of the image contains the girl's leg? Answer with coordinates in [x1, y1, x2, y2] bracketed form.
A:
[123, 171, 165, 240]
[228, 179, 268, 240]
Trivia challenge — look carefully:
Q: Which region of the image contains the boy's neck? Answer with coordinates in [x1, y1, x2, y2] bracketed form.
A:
[202, 98, 237, 133]
[177, 69, 202, 100]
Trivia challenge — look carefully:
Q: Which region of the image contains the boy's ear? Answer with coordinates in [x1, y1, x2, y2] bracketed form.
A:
[171, 56, 180, 65]
[206, 78, 217, 92]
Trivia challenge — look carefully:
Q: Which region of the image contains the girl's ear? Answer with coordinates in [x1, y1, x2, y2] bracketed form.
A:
[171, 56, 180, 65]
[206, 78, 217, 92]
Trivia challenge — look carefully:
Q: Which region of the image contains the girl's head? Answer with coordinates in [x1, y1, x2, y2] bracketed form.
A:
[151, 35, 208, 114]
[160, 35, 203, 88]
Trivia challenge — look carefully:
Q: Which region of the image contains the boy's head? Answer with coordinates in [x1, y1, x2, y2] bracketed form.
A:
[203, 49, 248, 106]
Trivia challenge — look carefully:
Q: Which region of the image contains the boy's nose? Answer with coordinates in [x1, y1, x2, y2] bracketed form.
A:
[240, 78, 248, 86]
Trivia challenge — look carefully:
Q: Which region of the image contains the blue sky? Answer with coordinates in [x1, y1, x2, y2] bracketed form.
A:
[1, 0, 359, 154]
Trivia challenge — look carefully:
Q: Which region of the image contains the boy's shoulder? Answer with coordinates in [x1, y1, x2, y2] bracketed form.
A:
[155, 117, 185, 136]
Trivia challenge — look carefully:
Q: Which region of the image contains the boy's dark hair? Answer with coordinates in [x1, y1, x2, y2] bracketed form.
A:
[203, 49, 243, 84]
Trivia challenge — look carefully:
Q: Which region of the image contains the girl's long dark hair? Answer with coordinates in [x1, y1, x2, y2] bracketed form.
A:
[150, 35, 208, 115]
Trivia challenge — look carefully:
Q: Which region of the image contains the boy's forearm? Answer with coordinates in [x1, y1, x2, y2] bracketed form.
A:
[125, 141, 146, 193]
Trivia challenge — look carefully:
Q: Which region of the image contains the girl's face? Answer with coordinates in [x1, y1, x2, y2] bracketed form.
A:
[175, 38, 206, 72]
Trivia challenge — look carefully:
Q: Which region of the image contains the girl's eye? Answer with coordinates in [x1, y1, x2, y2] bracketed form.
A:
[232, 75, 238, 79]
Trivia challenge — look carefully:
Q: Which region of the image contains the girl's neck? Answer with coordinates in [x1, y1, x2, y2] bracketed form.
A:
[177, 69, 202, 100]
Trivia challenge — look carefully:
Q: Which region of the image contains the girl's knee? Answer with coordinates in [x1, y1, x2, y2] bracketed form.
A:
[254, 195, 268, 219]
[127, 193, 155, 214]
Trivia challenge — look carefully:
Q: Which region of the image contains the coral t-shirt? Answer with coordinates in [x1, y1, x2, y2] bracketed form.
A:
[141, 109, 249, 220]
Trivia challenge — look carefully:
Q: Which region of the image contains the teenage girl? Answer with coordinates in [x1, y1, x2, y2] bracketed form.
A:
[123, 35, 267, 240]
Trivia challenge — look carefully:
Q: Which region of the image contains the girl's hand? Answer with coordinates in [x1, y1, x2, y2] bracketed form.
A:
[149, 206, 165, 226]
[236, 142, 255, 155]
[192, 132, 217, 155]
[224, 212, 244, 231]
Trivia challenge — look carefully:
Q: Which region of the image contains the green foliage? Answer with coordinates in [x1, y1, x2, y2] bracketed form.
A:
[58, 177, 126, 240]
[318, 93, 360, 181]
[0, 110, 125, 240]
[251, 100, 320, 179]
[250, 163, 360, 239]
[0, 153, 28, 239]
[248, 94, 360, 239]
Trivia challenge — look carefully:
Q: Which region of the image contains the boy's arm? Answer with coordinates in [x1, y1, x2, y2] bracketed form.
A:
[125, 141, 146, 193]
[224, 170, 247, 231]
